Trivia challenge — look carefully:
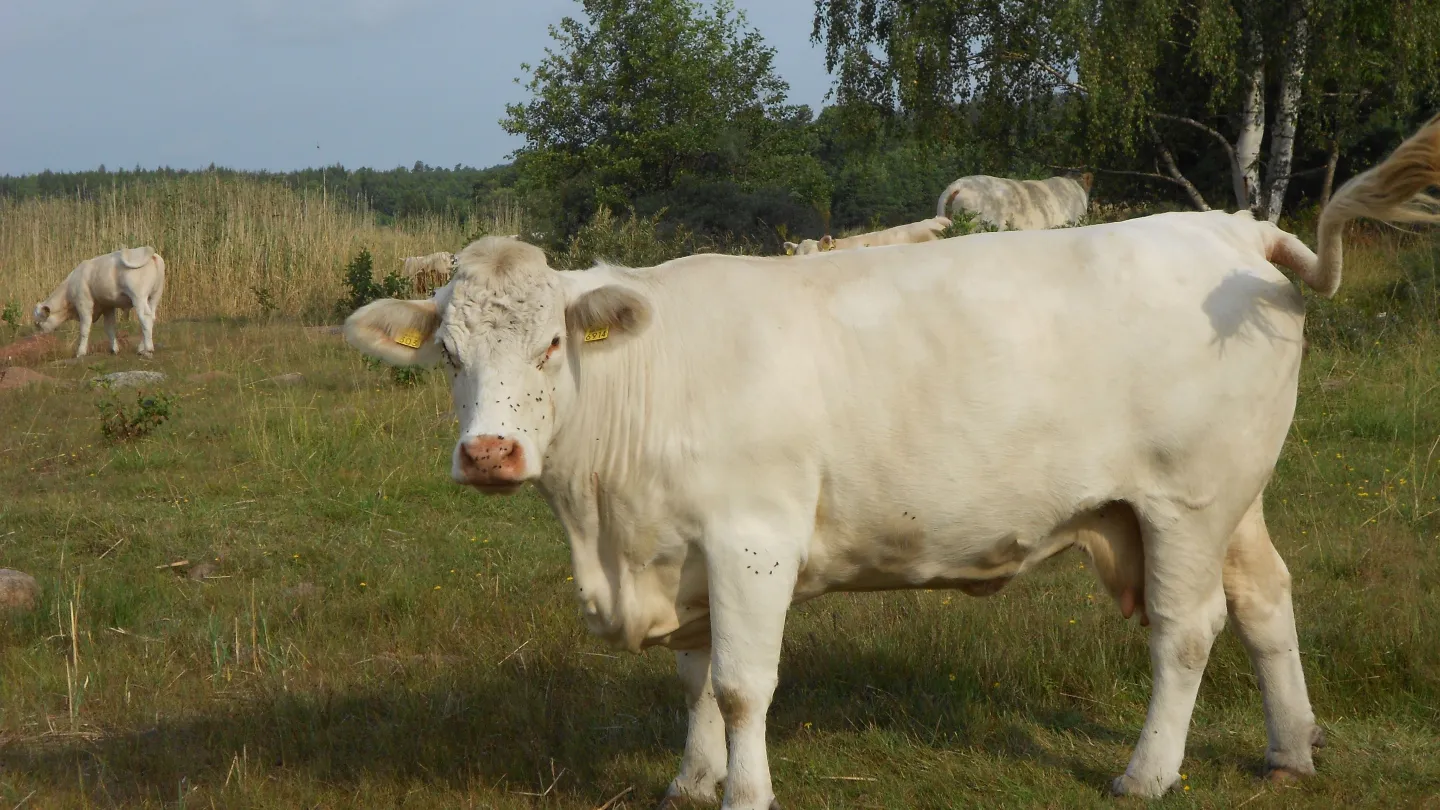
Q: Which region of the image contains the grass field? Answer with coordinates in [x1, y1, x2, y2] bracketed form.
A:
[0, 229, 1438, 809]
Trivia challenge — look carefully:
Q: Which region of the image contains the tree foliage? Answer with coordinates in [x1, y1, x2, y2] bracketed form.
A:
[503, 0, 831, 241]
[812, 0, 1440, 218]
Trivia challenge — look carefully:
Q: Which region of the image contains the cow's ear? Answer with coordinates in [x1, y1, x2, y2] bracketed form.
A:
[782, 241, 798, 256]
[344, 298, 442, 366]
[563, 281, 652, 346]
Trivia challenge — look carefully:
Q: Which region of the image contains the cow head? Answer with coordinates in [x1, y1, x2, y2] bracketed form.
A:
[782, 238, 824, 256]
[32, 303, 63, 333]
[344, 237, 652, 492]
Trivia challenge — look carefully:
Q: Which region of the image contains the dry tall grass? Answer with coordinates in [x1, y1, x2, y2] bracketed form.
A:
[0, 176, 523, 321]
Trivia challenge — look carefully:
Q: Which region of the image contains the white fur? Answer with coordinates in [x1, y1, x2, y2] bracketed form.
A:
[937, 174, 1091, 230]
[785, 216, 951, 256]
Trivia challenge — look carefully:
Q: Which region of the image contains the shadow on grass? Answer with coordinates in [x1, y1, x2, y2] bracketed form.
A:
[2, 640, 1153, 802]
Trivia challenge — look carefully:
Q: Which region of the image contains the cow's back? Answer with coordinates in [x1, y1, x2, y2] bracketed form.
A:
[606, 212, 1305, 598]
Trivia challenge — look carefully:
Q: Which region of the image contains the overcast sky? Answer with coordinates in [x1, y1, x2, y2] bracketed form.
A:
[0, 0, 834, 176]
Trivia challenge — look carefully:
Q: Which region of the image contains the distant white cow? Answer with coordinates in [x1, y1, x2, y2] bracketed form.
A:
[938, 172, 1093, 231]
[33, 247, 166, 358]
[785, 216, 951, 256]
[342, 115, 1440, 807]
[401, 251, 455, 295]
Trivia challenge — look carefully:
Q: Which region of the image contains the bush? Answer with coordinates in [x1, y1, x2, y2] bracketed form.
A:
[362, 355, 428, 387]
[251, 285, 279, 318]
[553, 207, 698, 270]
[939, 209, 1000, 239]
[337, 247, 409, 316]
[1, 300, 19, 328]
[98, 391, 175, 442]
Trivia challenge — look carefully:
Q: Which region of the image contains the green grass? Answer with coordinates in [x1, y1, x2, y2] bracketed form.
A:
[1, 233, 1439, 808]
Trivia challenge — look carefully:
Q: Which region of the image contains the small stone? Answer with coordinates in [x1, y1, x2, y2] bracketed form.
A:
[0, 569, 40, 612]
[89, 370, 167, 389]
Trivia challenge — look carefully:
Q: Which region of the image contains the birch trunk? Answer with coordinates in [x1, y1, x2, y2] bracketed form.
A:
[1264, 0, 1312, 222]
[1235, 0, 1267, 212]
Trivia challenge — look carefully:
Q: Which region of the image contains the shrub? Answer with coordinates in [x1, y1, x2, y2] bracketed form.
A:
[98, 391, 175, 442]
[251, 285, 279, 318]
[553, 207, 698, 270]
[939, 209, 1000, 239]
[1, 300, 20, 328]
[362, 355, 428, 388]
[337, 247, 409, 316]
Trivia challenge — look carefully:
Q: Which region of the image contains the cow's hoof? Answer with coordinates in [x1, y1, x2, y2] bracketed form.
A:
[656, 784, 719, 809]
[1311, 725, 1327, 749]
[1265, 767, 1308, 784]
[1109, 773, 1171, 798]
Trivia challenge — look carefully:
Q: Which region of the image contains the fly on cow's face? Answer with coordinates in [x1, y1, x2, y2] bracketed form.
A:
[440, 338, 459, 369]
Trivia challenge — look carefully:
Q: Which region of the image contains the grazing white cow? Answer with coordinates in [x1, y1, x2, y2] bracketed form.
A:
[33, 247, 166, 358]
[343, 116, 1440, 807]
[784, 216, 951, 255]
[401, 251, 456, 295]
[938, 172, 1093, 231]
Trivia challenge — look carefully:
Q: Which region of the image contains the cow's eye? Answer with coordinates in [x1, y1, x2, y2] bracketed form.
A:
[550, 336, 561, 349]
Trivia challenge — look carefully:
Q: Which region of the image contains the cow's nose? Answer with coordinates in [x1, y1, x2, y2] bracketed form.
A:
[457, 435, 526, 489]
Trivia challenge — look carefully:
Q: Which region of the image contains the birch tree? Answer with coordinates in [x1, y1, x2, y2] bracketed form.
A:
[812, 0, 1440, 219]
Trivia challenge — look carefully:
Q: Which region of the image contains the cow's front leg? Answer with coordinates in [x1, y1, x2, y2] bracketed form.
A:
[660, 649, 727, 807]
[74, 303, 94, 358]
[706, 522, 798, 810]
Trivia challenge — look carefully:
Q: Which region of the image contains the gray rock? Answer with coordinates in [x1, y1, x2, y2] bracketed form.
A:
[90, 370, 167, 389]
[0, 569, 40, 612]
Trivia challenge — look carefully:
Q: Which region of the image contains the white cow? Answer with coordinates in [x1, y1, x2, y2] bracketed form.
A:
[343, 116, 1440, 807]
[33, 247, 166, 358]
[938, 172, 1093, 231]
[784, 216, 951, 256]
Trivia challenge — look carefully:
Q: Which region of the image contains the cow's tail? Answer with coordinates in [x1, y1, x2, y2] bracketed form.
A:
[938, 189, 961, 219]
[1294, 112, 1440, 297]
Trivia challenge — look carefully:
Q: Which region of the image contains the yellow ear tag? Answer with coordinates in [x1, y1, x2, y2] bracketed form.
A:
[395, 328, 424, 349]
[785, 246, 795, 256]
[583, 326, 610, 343]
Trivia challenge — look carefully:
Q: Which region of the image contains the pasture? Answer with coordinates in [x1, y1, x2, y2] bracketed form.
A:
[1, 226, 1439, 809]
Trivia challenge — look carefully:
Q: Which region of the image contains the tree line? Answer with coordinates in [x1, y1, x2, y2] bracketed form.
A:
[6, 0, 1438, 253]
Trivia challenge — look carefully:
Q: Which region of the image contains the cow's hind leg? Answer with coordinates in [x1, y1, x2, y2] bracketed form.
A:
[1224, 494, 1320, 780]
[1112, 506, 1231, 798]
[705, 516, 800, 810]
[135, 299, 156, 356]
[103, 310, 119, 354]
[660, 649, 727, 807]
